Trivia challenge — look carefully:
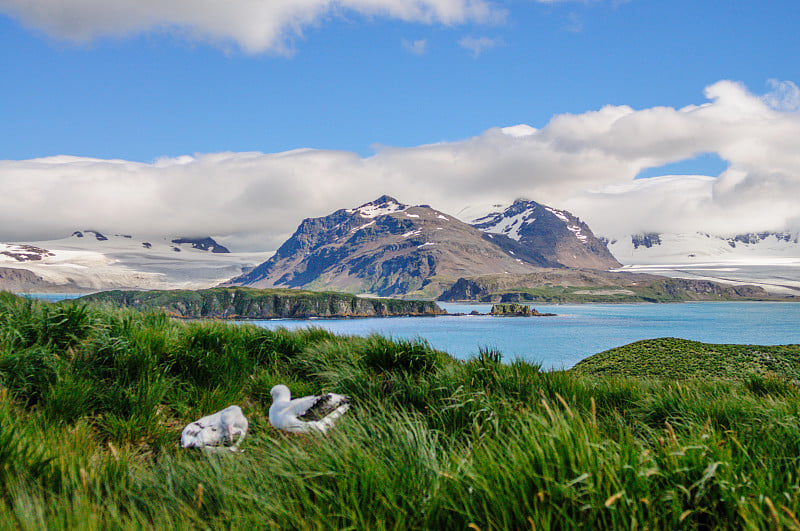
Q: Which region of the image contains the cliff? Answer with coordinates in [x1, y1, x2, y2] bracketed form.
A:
[74, 287, 445, 319]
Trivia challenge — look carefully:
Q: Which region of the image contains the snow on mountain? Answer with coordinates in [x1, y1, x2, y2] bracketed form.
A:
[606, 231, 800, 295]
[473, 208, 532, 242]
[471, 199, 620, 270]
[607, 232, 800, 265]
[346, 195, 409, 218]
[227, 195, 549, 297]
[0, 231, 268, 292]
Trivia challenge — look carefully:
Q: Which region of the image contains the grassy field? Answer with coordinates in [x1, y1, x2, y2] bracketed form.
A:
[2, 292, 800, 529]
[574, 338, 800, 381]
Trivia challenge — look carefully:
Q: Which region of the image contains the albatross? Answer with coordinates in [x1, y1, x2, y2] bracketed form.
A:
[181, 405, 249, 452]
[269, 384, 350, 434]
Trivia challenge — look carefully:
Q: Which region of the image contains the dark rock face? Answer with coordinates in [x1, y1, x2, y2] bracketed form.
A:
[73, 230, 109, 240]
[472, 199, 621, 270]
[77, 230, 108, 241]
[439, 278, 486, 301]
[171, 237, 230, 253]
[0, 245, 54, 262]
[631, 233, 662, 249]
[727, 232, 797, 248]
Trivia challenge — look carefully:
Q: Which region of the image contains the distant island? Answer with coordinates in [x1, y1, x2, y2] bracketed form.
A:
[489, 303, 556, 316]
[74, 287, 444, 319]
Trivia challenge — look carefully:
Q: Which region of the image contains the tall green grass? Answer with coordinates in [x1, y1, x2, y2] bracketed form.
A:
[1, 292, 800, 528]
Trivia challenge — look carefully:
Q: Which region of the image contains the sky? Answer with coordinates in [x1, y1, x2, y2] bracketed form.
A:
[1, 0, 800, 251]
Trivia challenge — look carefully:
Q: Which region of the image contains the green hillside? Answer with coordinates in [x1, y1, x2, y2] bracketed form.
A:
[572, 337, 800, 380]
[74, 286, 444, 319]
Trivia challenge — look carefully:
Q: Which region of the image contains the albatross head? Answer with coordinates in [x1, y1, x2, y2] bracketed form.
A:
[270, 384, 291, 402]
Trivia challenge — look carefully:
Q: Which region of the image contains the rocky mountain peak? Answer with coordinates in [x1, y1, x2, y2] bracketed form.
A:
[225, 195, 624, 297]
[171, 237, 230, 253]
[345, 195, 408, 219]
[226, 196, 549, 297]
[72, 230, 108, 241]
[471, 199, 621, 270]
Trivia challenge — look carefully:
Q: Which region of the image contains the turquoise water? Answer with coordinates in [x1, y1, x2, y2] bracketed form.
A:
[251, 302, 800, 370]
[18, 293, 83, 302]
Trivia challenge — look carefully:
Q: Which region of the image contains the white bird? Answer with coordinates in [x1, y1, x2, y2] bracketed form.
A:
[269, 385, 350, 434]
[181, 405, 249, 452]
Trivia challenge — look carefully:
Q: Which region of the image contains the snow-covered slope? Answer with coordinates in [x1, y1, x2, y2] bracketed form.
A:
[606, 232, 800, 295]
[0, 231, 269, 292]
[606, 232, 799, 265]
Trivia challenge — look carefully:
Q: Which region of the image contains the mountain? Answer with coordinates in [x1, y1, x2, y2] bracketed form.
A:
[226, 196, 622, 298]
[169, 237, 230, 253]
[226, 196, 549, 297]
[471, 199, 621, 270]
[0, 267, 80, 292]
[0, 232, 267, 293]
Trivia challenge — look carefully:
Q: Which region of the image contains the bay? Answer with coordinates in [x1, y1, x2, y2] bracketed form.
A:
[250, 301, 800, 370]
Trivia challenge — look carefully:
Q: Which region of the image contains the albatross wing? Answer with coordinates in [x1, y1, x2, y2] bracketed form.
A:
[269, 385, 350, 434]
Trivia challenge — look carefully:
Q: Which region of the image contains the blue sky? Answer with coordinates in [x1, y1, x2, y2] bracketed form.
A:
[1, 0, 800, 248]
[2, 1, 797, 162]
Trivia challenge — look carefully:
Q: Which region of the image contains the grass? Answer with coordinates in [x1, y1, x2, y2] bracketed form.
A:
[573, 337, 800, 381]
[1, 291, 800, 528]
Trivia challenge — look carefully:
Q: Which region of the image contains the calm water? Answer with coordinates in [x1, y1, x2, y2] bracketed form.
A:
[250, 302, 800, 370]
[19, 293, 84, 302]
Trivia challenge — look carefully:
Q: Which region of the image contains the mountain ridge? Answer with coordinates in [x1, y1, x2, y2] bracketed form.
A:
[226, 196, 627, 297]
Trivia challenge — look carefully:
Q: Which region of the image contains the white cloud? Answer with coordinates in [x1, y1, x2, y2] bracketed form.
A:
[458, 35, 503, 57]
[763, 79, 800, 112]
[2, 79, 800, 250]
[402, 38, 427, 55]
[0, 0, 501, 54]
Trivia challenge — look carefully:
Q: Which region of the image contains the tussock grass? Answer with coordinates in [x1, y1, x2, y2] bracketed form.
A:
[1, 291, 800, 528]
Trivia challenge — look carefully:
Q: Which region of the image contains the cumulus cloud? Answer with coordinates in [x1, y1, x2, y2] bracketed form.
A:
[2, 79, 800, 250]
[0, 0, 500, 54]
[458, 35, 503, 57]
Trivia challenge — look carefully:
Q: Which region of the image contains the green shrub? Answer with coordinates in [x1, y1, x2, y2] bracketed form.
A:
[362, 334, 440, 374]
[0, 346, 64, 407]
[745, 371, 798, 397]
